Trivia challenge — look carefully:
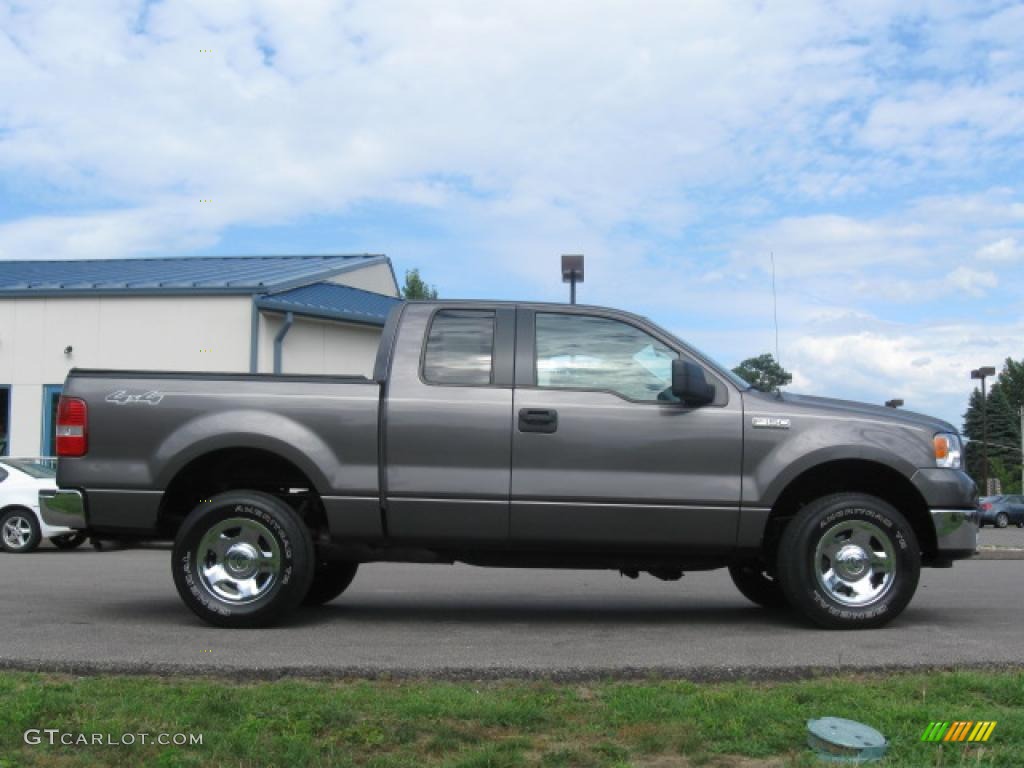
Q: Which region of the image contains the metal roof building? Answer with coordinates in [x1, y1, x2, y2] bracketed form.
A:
[0, 254, 403, 456]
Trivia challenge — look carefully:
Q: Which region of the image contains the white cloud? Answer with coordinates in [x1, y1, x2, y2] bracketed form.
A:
[975, 237, 1023, 262]
[0, 1, 1022, 260]
[944, 266, 998, 297]
[785, 322, 1024, 427]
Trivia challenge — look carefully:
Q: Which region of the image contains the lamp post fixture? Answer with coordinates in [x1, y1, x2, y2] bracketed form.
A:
[884, 399, 904, 408]
[561, 254, 584, 305]
[971, 366, 997, 495]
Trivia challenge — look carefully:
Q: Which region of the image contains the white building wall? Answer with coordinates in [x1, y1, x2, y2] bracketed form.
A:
[327, 262, 399, 296]
[257, 313, 381, 377]
[0, 295, 251, 455]
[9, 385, 41, 458]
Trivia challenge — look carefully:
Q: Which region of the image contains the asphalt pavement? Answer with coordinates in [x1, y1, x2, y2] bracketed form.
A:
[1, 545, 1022, 680]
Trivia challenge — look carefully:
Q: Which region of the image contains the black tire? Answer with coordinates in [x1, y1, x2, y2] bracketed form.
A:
[0, 508, 42, 553]
[996, 513, 1009, 529]
[303, 561, 359, 606]
[776, 493, 920, 630]
[50, 532, 88, 550]
[172, 490, 315, 628]
[728, 561, 789, 610]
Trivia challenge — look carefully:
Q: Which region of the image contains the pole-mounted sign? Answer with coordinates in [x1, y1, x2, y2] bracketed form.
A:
[561, 254, 584, 305]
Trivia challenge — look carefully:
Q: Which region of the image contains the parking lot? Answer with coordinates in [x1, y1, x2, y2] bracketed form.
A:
[1, 534, 1021, 680]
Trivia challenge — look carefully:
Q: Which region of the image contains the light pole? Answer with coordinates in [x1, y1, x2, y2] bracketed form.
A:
[885, 399, 904, 408]
[561, 254, 584, 305]
[971, 366, 996, 495]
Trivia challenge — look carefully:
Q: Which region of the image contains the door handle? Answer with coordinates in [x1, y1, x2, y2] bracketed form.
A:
[518, 408, 558, 433]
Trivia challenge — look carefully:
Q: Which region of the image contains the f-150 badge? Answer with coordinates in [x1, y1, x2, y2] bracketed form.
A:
[752, 416, 790, 429]
[105, 390, 164, 406]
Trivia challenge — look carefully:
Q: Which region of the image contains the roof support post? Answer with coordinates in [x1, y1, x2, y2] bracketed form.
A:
[273, 311, 294, 374]
[250, 298, 261, 373]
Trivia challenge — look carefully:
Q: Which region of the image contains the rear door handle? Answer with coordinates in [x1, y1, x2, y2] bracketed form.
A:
[518, 408, 558, 433]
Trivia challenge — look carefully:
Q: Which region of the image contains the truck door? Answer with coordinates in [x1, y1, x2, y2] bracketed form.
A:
[510, 308, 743, 550]
[383, 303, 515, 540]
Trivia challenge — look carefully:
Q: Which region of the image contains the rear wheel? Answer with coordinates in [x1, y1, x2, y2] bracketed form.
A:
[728, 561, 789, 610]
[303, 561, 359, 605]
[776, 493, 920, 629]
[0, 509, 41, 553]
[996, 513, 1009, 528]
[172, 490, 315, 628]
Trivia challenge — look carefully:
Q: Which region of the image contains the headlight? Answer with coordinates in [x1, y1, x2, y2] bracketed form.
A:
[934, 433, 962, 469]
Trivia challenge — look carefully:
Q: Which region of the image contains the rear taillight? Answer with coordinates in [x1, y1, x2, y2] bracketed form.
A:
[56, 396, 88, 457]
[981, 502, 992, 511]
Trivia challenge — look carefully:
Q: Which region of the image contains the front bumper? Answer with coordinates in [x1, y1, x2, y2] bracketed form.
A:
[931, 508, 978, 557]
[39, 489, 87, 530]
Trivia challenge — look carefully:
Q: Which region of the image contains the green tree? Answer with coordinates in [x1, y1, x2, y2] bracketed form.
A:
[963, 358, 1023, 494]
[401, 268, 438, 300]
[732, 353, 793, 393]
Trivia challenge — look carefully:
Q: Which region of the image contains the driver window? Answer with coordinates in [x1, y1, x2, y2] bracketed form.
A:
[535, 313, 680, 402]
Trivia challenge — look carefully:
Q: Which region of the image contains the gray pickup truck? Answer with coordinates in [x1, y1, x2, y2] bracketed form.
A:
[41, 301, 978, 629]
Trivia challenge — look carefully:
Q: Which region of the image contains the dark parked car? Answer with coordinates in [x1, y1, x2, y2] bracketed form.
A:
[40, 300, 978, 630]
[979, 495, 1024, 528]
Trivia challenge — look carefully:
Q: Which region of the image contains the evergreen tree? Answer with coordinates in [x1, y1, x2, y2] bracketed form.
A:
[401, 269, 438, 300]
[963, 365, 1023, 494]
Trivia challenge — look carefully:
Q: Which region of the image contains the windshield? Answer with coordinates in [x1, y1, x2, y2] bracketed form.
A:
[2, 459, 57, 479]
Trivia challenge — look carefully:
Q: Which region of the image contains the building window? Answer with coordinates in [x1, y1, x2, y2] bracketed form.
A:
[535, 313, 680, 402]
[0, 386, 9, 456]
[41, 384, 62, 458]
[422, 310, 495, 386]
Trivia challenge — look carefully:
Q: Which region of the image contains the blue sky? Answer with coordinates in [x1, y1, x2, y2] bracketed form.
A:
[1, 1, 1023, 426]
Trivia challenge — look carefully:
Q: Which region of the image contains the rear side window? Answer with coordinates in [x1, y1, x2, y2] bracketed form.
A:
[423, 310, 495, 386]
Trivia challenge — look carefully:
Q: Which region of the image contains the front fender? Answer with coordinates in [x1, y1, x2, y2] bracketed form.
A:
[746, 419, 930, 507]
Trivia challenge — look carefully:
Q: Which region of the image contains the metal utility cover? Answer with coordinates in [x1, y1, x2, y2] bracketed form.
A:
[807, 717, 888, 763]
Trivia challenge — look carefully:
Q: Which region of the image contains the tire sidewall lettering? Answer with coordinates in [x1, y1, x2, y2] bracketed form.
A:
[175, 494, 308, 624]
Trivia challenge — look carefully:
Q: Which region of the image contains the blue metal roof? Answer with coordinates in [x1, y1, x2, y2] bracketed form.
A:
[256, 282, 403, 326]
[0, 255, 388, 296]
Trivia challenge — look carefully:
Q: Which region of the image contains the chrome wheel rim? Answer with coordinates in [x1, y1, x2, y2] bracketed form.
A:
[196, 517, 281, 605]
[814, 519, 896, 607]
[2, 515, 33, 549]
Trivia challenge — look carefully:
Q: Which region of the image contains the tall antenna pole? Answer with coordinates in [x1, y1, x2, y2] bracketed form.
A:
[770, 251, 780, 364]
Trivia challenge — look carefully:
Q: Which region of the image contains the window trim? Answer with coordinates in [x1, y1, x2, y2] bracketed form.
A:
[40, 384, 63, 458]
[528, 310, 728, 407]
[418, 307, 500, 389]
[0, 384, 10, 457]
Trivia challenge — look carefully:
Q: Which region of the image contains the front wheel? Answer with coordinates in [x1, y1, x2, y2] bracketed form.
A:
[172, 490, 315, 628]
[1, 509, 41, 553]
[776, 493, 920, 629]
[728, 561, 789, 610]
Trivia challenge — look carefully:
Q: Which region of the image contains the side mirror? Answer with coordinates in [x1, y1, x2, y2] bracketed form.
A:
[671, 359, 716, 406]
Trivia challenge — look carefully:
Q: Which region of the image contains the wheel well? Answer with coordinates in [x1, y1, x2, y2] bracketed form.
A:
[1, 505, 34, 517]
[765, 459, 936, 561]
[158, 448, 327, 538]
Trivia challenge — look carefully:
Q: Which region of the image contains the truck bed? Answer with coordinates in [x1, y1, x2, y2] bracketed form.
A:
[57, 368, 383, 535]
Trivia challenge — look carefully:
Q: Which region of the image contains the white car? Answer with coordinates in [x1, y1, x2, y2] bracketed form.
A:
[0, 458, 87, 553]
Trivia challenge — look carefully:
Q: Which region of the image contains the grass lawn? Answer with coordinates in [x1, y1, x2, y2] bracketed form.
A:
[0, 670, 1021, 767]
